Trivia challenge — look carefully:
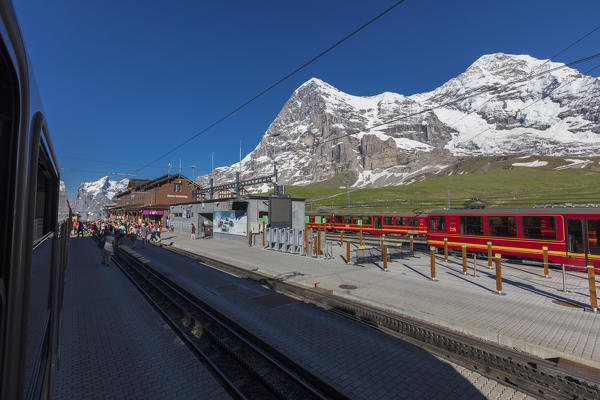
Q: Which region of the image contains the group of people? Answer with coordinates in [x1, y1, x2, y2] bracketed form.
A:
[97, 218, 165, 266]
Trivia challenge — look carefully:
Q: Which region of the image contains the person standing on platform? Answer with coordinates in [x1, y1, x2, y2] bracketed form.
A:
[77, 222, 84, 237]
[190, 223, 196, 240]
[157, 223, 162, 241]
[101, 230, 114, 265]
[141, 223, 148, 248]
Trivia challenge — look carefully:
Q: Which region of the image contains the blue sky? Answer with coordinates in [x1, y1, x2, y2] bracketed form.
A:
[14, 0, 600, 198]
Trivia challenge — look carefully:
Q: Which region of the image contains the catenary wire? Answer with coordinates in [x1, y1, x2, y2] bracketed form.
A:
[134, 0, 408, 173]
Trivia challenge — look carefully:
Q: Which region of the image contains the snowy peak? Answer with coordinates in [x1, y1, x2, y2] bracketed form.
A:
[202, 52, 600, 189]
[71, 176, 129, 219]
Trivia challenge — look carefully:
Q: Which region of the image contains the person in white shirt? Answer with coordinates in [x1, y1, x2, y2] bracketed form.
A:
[101, 230, 114, 266]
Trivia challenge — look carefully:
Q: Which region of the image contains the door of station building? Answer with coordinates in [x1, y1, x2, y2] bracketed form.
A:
[565, 216, 600, 268]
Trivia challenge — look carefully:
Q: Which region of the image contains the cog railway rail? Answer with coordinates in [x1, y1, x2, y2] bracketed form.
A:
[112, 246, 346, 400]
[153, 241, 600, 400]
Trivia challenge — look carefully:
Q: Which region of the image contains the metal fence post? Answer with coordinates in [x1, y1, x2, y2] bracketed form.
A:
[317, 228, 321, 255]
[462, 244, 467, 274]
[262, 221, 265, 247]
[543, 247, 550, 278]
[560, 263, 566, 292]
[495, 253, 502, 294]
[587, 265, 598, 312]
[430, 246, 437, 281]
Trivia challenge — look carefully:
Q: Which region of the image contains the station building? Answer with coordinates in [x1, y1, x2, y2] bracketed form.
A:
[108, 173, 200, 226]
[168, 195, 306, 244]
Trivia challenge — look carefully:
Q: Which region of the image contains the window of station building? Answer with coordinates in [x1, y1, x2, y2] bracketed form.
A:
[395, 216, 405, 226]
[384, 216, 394, 225]
[587, 219, 600, 255]
[343, 216, 352, 224]
[429, 216, 446, 231]
[487, 216, 517, 237]
[407, 217, 418, 227]
[334, 215, 343, 224]
[362, 216, 371, 225]
[522, 216, 557, 240]
[460, 215, 484, 235]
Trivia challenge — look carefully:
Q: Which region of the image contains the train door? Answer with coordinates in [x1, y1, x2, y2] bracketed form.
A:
[373, 217, 382, 230]
[565, 217, 587, 268]
[586, 217, 600, 268]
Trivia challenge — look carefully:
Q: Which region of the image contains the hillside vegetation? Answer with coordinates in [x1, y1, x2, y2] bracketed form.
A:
[267, 156, 600, 213]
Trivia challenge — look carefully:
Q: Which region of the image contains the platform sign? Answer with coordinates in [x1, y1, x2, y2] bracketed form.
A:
[357, 219, 362, 226]
[262, 215, 268, 223]
[315, 216, 322, 224]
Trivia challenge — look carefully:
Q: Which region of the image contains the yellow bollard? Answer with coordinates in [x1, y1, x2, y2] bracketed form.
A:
[430, 246, 437, 281]
[543, 247, 549, 278]
[462, 244, 467, 274]
[410, 235, 414, 252]
[248, 231, 252, 247]
[587, 265, 598, 312]
[444, 238, 448, 261]
[495, 253, 502, 294]
[346, 239, 351, 264]
[383, 243, 388, 271]
[340, 230, 343, 247]
[487, 242, 493, 268]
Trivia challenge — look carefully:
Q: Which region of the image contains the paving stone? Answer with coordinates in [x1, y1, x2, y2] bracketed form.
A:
[53, 238, 231, 400]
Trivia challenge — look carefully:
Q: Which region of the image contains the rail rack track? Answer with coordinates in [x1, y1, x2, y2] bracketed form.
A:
[113, 247, 347, 400]
[154, 242, 600, 400]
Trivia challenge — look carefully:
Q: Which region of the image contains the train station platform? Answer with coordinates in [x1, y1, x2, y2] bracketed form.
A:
[124, 239, 532, 399]
[53, 238, 232, 399]
[154, 232, 600, 370]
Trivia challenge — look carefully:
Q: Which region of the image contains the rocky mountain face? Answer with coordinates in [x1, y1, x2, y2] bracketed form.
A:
[58, 180, 69, 221]
[71, 176, 128, 220]
[197, 52, 600, 189]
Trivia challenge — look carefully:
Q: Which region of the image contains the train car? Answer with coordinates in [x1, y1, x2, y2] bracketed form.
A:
[427, 209, 600, 271]
[0, 1, 71, 399]
[306, 213, 428, 236]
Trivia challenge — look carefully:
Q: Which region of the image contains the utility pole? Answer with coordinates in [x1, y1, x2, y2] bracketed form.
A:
[190, 165, 196, 180]
[239, 140, 242, 173]
[168, 161, 171, 176]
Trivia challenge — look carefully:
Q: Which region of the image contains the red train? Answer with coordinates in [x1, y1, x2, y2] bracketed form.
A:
[307, 208, 600, 270]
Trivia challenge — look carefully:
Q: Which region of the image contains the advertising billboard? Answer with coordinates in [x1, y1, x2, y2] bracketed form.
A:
[213, 210, 247, 236]
[269, 197, 291, 229]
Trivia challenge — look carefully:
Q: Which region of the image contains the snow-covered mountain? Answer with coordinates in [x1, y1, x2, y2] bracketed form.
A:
[58, 180, 69, 221]
[197, 52, 600, 189]
[71, 176, 128, 219]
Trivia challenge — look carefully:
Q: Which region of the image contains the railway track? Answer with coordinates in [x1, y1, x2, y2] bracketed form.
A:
[153, 242, 600, 400]
[112, 247, 348, 400]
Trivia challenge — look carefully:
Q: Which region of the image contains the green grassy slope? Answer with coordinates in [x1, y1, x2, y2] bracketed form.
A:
[270, 156, 600, 213]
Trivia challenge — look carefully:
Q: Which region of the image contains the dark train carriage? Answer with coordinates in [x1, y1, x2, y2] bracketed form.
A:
[306, 213, 427, 236]
[427, 209, 600, 271]
[1, 1, 70, 399]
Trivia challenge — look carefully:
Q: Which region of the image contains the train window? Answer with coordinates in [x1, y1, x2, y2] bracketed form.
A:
[384, 217, 394, 225]
[309, 216, 314, 223]
[395, 217, 405, 226]
[487, 216, 517, 237]
[334, 215, 343, 224]
[522, 216, 557, 240]
[362, 216, 371, 225]
[343, 216, 352, 224]
[407, 218, 418, 227]
[429, 216, 446, 231]
[460, 216, 484, 235]
[588, 219, 600, 255]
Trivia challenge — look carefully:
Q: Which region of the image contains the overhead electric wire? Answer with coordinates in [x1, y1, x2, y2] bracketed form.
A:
[134, 0, 408, 173]
[316, 52, 600, 147]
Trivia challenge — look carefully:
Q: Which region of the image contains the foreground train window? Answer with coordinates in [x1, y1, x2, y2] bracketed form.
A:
[488, 216, 517, 237]
[460, 216, 483, 235]
[429, 216, 446, 231]
[334, 215, 343, 223]
[362, 216, 371, 225]
[588, 219, 600, 255]
[384, 216, 394, 225]
[407, 217, 418, 227]
[395, 216, 405, 226]
[522, 216, 557, 240]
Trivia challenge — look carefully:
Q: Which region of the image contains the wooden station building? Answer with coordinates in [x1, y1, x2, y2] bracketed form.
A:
[107, 173, 200, 226]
